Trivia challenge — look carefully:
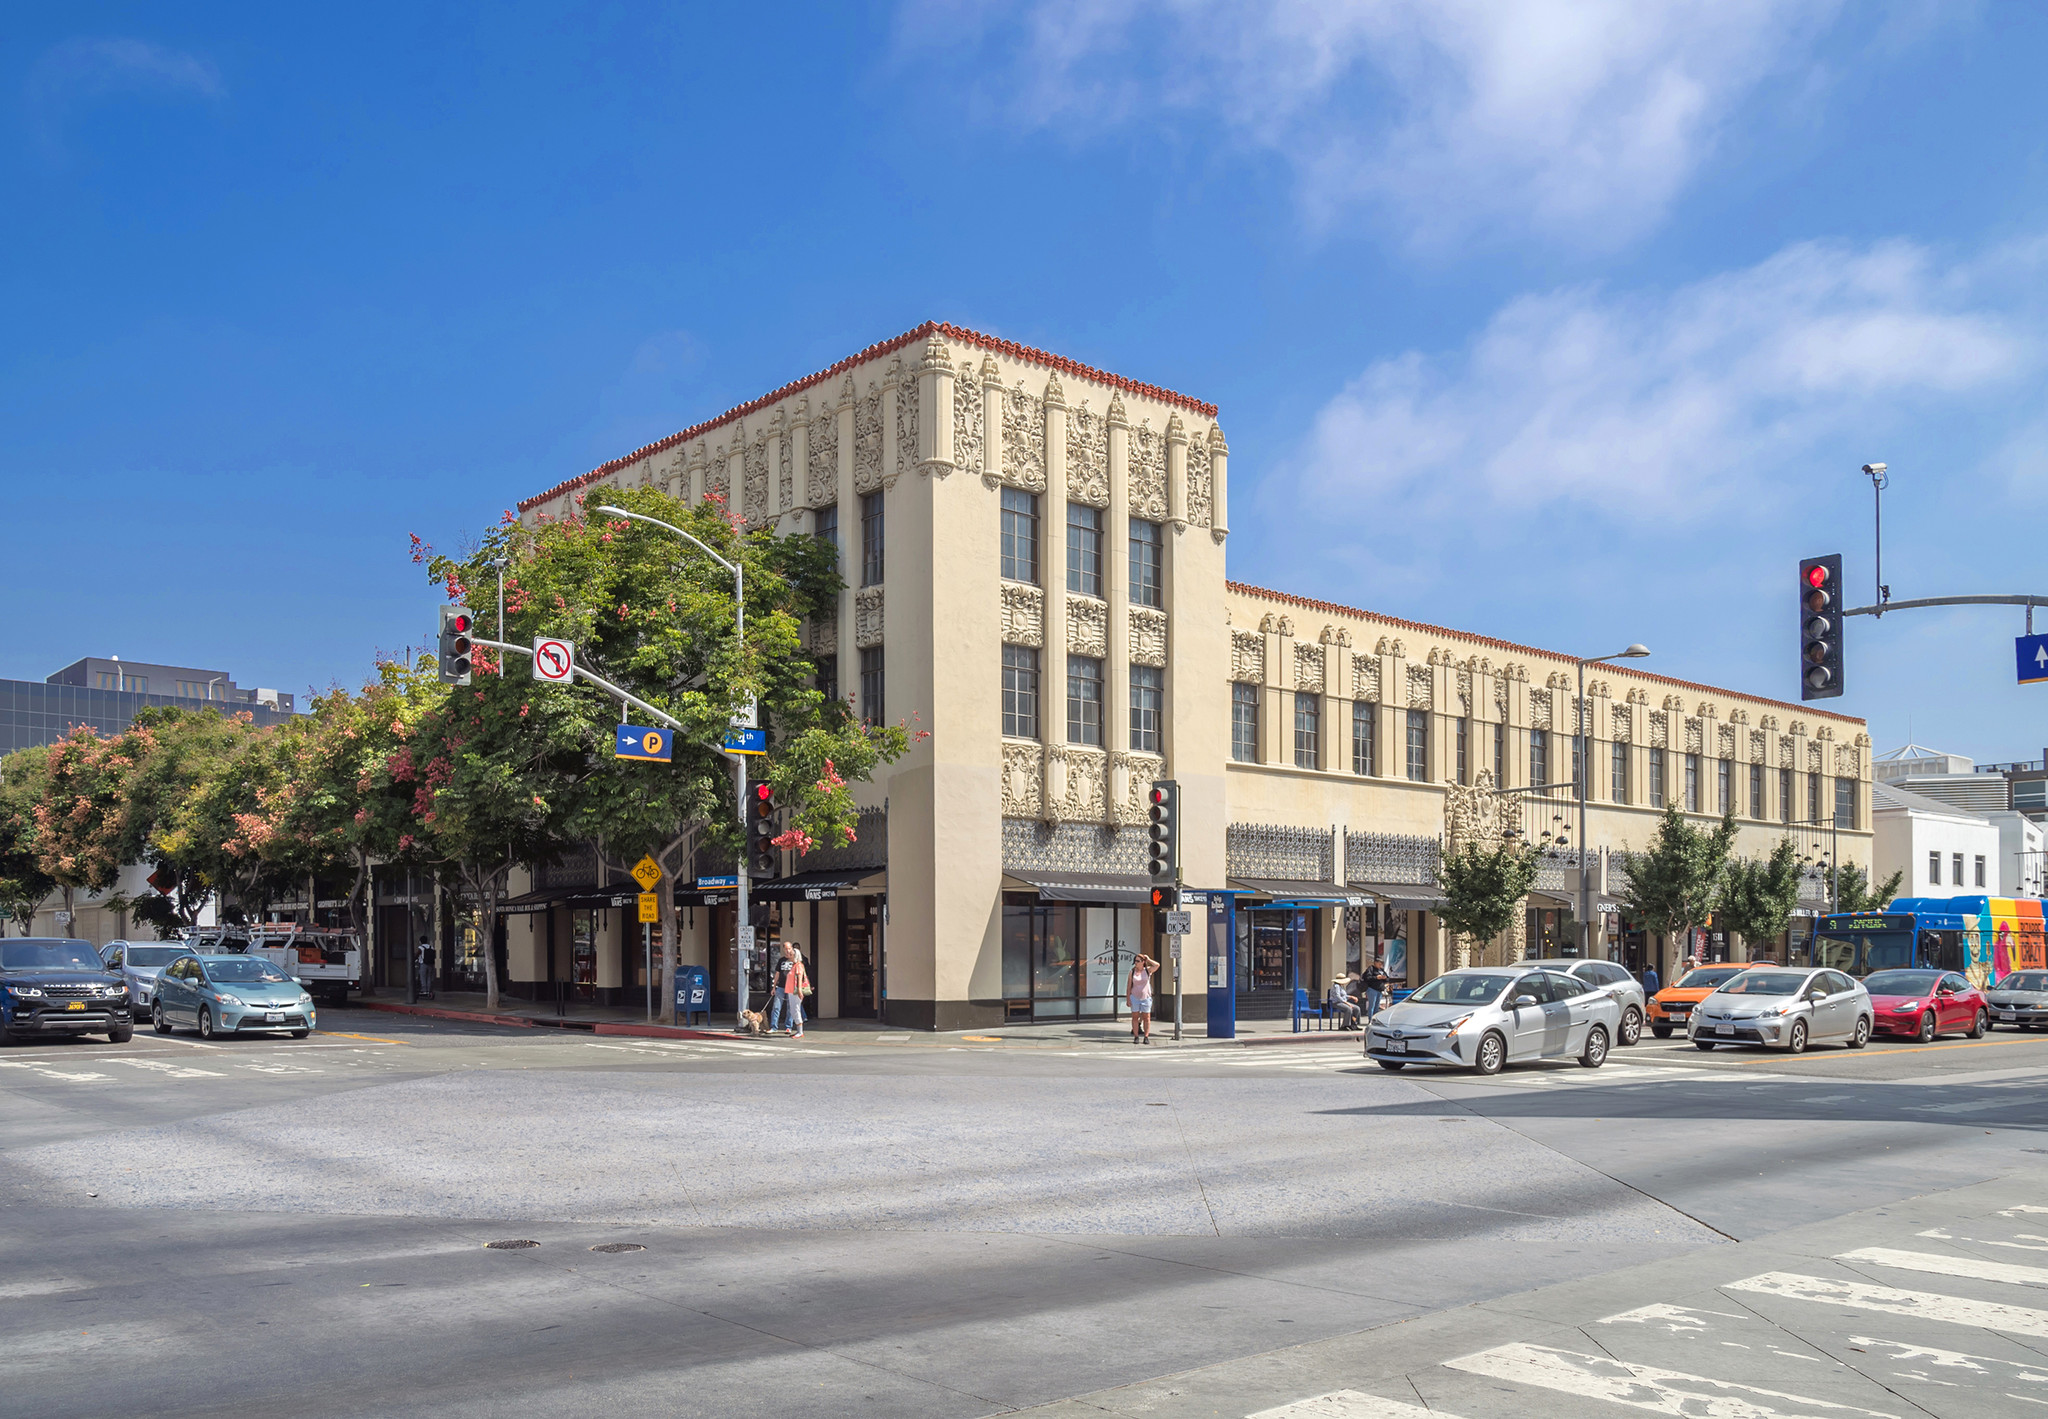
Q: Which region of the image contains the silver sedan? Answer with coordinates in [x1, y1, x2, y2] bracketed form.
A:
[1520, 956, 1646, 1047]
[1986, 971, 2048, 1030]
[1689, 966, 1872, 1053]
[1364, 966, 1621, 1076]
[100, 940, 192, 1022]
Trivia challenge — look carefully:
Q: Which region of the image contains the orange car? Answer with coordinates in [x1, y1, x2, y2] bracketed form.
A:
[1648, 963, 1770, 1038]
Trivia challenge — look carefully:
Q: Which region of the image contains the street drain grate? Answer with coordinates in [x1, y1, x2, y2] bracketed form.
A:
[590, 1243, 647, 1254]
[484, 1240, 540, 1250]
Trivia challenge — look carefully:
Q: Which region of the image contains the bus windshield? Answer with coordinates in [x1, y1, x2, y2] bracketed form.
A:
[1814, 931, 1913, 976]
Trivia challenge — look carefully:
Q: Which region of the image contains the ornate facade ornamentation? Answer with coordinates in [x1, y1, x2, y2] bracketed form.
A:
[743, 438, 771, 524]
[1001, 583, 1045, 648]
[1128, 421, 1167, 520]
[1407, 664, 1433, 708]
[1664, 694, 1687, 712]
[1001, 742, 1044, 818]
[777, 429, 793, 511]
[807, 409, 837, 506]
[1294, 643, 1325, 693]
[1068, 597, 1107, 656]
[1231, 630, 1265, 683]
[1611, 705, 1632, 742]
[1067, 403, 1108, 506]
[853, 387, 885, 493]
[1130, 607, 1167, 667]
[1719, 723, 1737, 757]
[1750, 728, 1767, 760]
[1815, 723, 1835, 742]
[1807, 742, 1824, 773]
[1227, 823, 1333, 881]
[1529, 688, 1552, 730]
[707, 445, 732, 504]
[1834, 743, 1860, 775]
[894, 371, 919, 484]
[1685, 718, 1704, 755]
[810, 612, 838, 656]
[1649, 710, 1669, 749]
[1788, 719, 1807, 737]
[1778, 735, 1794, 768]
[1046, 746, 1108, 822]
[1626, 687, 1650, 706]
[1001, 817, 1143, 875]
[1455, 663, 1473, 711]
[954, 364, 984, 486]
[1002, 384, 1046, 492]
[1759, 713, 1780, 731]
[1345, 830, 1440, 886]
[1353, 656, 1380, 702]
[1111, 750, 1165, 824]
[1185, 431, 1213, 527]
[854, 587, 884, 648]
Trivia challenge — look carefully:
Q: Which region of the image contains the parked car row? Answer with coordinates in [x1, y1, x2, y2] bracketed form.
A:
[1, 937, 316, 1045]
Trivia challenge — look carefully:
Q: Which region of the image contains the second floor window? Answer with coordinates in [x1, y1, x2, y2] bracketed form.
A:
[1685, 753, 1701, 812]
[816, 653, 838, 711]
[1456, 718, 1469, 785]
[1231, 682, 1258, 763]
[1353, 701, 1375, 775]
[1834, 775, 1856, 829]
[1067, 503, 1103, 597]
[1718, 758, 1732, 814]
[1650, 751, 1666, 808]
[1780, 767, 1793, 823]
[1405, 709, 1429, 782]
[1750, 762, 1764, 818]
[814, 503, 837, 555]
[1493, 722, 1505, 787]
[1612, 741, 1628, 803]
[1001, 645, 1039, 739]
[859, 646, 884, 726]
[1129, 519, 1163, 607]
[1929, 850, 1941, 885]
[1529, 729, 1548, 788]
[1130, 664, 1163, 752]
[1066, 655, 1103, 745]
[1000, 489, 1038, 583]
[1807, 771, 1821, 823]
[1294, 693, 1320, 769]
[860, 491, 884, 586]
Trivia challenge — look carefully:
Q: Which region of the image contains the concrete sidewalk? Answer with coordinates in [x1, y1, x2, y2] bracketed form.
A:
[348, 989, 1357, 1048]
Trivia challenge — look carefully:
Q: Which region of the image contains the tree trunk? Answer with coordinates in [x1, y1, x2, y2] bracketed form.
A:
[478, 862, 501, 1012]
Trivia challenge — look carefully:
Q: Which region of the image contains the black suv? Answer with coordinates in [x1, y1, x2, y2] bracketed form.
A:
[1, 937, 133, 1044]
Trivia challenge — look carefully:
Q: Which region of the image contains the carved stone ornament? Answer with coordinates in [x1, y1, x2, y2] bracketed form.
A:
[743, 438, 771, 524]
[1294, 643, 1325, 693]
[1001, 583, 1045, 648]
[1649, 710, 1669, 749]
[808, 410, 837, 506]
[1231, 630, 1265, 683]
[854, 587, 884, 648]
[1789, 719, 1807, 737]
[954, 365, 984, 487]
[1043, 372, 1065, 407]
[1664, 694, 1687, 712]
[1779, 736, 1795, 769]
[1002, 741, 1044, 818]
[854, 387, 884, 493]
[1277, 615, 1296, 637]
[1626, 687, 1650, 706]
[1112, 750, 1165, 825]
[1067, 403, 1109, 507]
[1046, 746, 1108, 823]
[1002, 384, 1046, 492]
[1529, 688, 1552, 731]
[707, 445, 731, 503]
[1407, 664, 1433, 708]
[1815, 723, 1835, 742]
[1834, 743, 1859, 775]
[778, 430, 794, 511]
[1456, 663, 1473, 711]
[1353, 656, 1380, 703]
[1807, 742, 1824, 773]
[1611, 705, 1632, 743]
[810, 612, 838, 656]
[1068, 597, 1107, 656]
[1130, 607, 1167, 668]
[1128, 421, 1167, 520]
[894, 373, 920, 484]
[1759, 713, 1780, 732]
[1185, 431, 1213, 528]
[1719, 723, 1737, 757]
[1685, 718, 1704, 755]
[1750, 729, 1766, 761]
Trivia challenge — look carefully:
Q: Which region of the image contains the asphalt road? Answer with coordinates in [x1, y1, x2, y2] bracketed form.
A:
[2, 1009, 2044, 1417]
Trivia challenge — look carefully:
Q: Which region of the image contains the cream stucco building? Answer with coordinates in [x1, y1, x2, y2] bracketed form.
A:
[507, 322, 1872, 1029]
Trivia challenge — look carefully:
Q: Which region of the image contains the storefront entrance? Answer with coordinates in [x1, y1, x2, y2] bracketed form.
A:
[1236, 908, 1318, 1019]
[840, 898, 879, 1019]
[1001, 895, 1140, 1021]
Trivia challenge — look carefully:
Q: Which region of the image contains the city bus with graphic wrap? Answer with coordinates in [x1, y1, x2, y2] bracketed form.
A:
[1809, 896, 2046, 989]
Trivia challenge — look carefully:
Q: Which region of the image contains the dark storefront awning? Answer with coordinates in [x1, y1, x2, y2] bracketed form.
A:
[1004, 871, 1153, 904]
[750, 869, 884, 902]
[1347, 881, 1447, 912]
[1230, 878, 1360, 905]
[495, 884, 639, 915]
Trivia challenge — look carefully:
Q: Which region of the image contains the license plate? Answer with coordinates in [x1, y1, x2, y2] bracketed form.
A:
[2000, 1011, 2016, 1020]
[1715, 1024, 1732, 1035]
[1385, 1038, 1405, 1053]
[266, 1011, 285, 1023]
[66, 1001, 85, 1011]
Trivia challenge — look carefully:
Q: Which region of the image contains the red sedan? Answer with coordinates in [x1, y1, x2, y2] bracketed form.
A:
[1863, 969, 1988, 1042]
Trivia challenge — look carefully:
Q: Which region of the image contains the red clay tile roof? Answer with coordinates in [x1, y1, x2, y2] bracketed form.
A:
[518, 320, 1219, 513]
[1228, 580, 1866, 728]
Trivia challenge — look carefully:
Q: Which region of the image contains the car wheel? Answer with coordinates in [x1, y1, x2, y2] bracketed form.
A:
[1786, 1020, 1808, 1054]
[107, 1023, 133, 1044]
[1968, 1010, 1987, 1039]
[1619, 1007, 1643, 1047]
[1473, 1031, 1506, 1076]
[290, 1028, 310, 1040]
[1916, 1011, 1936, 1044]
[198, 1007, 217, 1041]
[1579, 1025, 1610, 1068]
[1695, 1039, 1717, 1051]
[1651, 1025, 1673, 1039]
[1376, 1060, 1406, 1071]
[1848, 1015, 1871, 1049]
[153, 1009, 174, 1035]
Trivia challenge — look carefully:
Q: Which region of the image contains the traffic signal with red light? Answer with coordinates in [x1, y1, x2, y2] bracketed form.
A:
[1146, 780, 1179, 886]
[747, 782, 779, 878]
[438, 606, 473, 685]
[1798, 555, 1844, 701]
[1150, 884, 1178, 912]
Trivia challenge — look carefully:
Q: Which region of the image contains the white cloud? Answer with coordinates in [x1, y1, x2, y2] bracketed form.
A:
[1297, 237, 2028, 528]
[905, 0, 1846, 248]
[26, 37, 225, 154]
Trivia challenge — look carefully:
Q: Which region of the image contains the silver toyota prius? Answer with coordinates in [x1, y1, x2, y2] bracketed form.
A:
[1364, 966, 1622, 1075]
[1688, 966, 1871, 1053]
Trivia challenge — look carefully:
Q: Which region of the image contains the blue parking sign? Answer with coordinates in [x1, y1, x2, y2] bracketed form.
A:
[615, 724, 673, 761]
[2019, 635, 2048, 686]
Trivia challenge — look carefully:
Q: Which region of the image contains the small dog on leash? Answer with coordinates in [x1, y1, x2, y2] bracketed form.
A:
[737, 1009, 768, 1036]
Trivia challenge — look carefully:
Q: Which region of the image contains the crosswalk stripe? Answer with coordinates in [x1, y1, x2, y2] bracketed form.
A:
[1727, 1272, 2048, 1338]
[1247, 1391, 1451, 1418]
[1836, 1246, 2048, 1290]
[1445, 1341, 1899, 1418]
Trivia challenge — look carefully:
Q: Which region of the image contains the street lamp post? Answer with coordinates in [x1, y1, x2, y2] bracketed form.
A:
[1576, 644, 1651, 958]
[597, 505, 751, 1028]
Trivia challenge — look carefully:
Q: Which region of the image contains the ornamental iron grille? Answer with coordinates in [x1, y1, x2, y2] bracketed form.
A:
[1003, 818, 1146, 875]
[1228, 823, 1334, 882]
[1345, 831, 1440, 887]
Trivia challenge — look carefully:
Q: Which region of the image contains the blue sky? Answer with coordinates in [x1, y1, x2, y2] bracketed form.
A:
[5, 3, 2045, 759]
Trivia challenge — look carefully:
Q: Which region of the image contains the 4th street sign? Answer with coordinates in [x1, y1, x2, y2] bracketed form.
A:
[2019, 634, 2048, 686]
[615, 724, 672, 761]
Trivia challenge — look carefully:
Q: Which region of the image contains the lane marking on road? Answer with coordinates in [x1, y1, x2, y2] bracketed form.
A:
[1837, 1246, 2048, 1290]
[317, 1031, 411, 1045]
[1597, 1302, 1749, 1334]
[1445, 1341, 1896, 1418]
[1917, 1226, 2048, 1254]
[1248, 1391, 1452, 1418]
[0, 1061, 111, 1082]
[1727, 1272, 2048, 1338]
[110, 1058, 221, 1079]
[1902, 1099, 2023, 1115]
[1846, 1335, 2048, 1384]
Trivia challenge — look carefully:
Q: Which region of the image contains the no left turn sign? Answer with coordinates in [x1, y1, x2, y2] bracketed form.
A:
[532, 638, 575, 683]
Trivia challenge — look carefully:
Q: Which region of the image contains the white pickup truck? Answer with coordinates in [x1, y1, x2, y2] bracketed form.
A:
[180, 926, 363, 1002]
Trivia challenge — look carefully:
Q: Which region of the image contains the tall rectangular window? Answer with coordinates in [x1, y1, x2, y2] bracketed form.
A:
[1493, 722, 1505, 788]
[859, 646, 884, 726]
[1000, 489, 1039, 583]
[1129, 664, 1162, 752]
[1529, 729, 1548, 788]
[816, 653, 838, 710]
[1231, 683, 1259, 763]
[1066, 503, 1103, 597]
[1650, 751, 1666, 808]
[860, 491, 884, 587]
[1129, 519, 1163, 608]
[1066, 655, 1103, 745]
[1929, 850, 1941, 885]
[1294, 694, 1320, 769]
[1685, 753, 1701, 812]
[1405, 710, 1429, 782]
[1833, 776, 1855, 829]
[1976, 854, 1987, 888]
[1749, 762, 1764, 818]
[1572, 734, 1584, 798]
[1952, 852, 1965, 886]
[814, 504, 837, 554]
[1456, 717, 1469, 785]
[1718, 759, 1732, 814]
[1001, 645, 1040, 739]
[1780, 767, 1793, 824]
[1612, 741, 1629, 803]
[1353, 701, 1376, 775]
[1807, 772, 1821, 824]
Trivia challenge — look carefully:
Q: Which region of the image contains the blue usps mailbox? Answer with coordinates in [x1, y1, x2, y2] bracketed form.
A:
[674, 965, 710, 1025]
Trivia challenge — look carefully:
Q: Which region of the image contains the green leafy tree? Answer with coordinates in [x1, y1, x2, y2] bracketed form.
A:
[123, 706, 269, 929]
[1717, 838, 1804, 959]
[0, 746, 57, 934]
[1434, 839, 1541, 964]
[1834, 862, 1905, 914]
[1615, 808, 1740, 961]
[31, 726, 148, 931]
